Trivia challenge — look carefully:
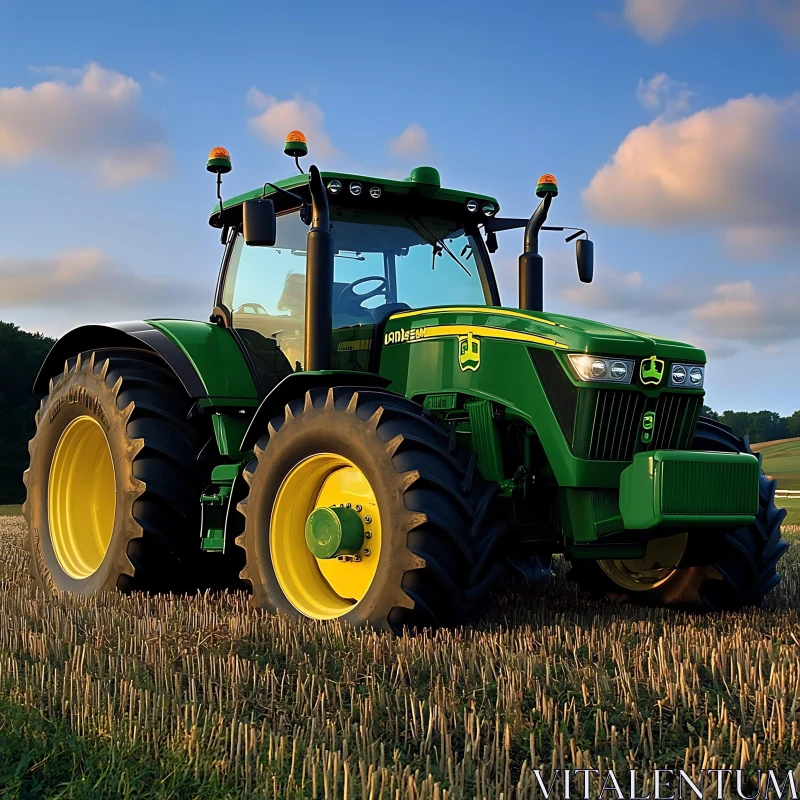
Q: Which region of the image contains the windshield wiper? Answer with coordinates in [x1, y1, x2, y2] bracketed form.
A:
[405, 218, 472, 276]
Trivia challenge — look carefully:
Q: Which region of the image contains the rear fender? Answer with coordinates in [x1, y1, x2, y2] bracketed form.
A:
[33, 321, 258, 403]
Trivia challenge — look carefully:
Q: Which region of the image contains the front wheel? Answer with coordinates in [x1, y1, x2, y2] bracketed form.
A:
[568, 417, 789, 610]
[236, 387, 505, 632]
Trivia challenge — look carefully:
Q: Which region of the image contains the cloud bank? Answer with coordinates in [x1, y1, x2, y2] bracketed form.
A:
[582, 92, 800, 244]
[0, 63, 170, 187]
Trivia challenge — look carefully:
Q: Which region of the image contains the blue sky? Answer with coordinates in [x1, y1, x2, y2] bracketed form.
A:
[0, 0, 798, 413]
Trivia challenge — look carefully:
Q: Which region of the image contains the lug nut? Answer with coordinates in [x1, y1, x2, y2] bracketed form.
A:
[363, 549, 371, 557]
[364, 515, 372, 524]
[365, 531, 372, 539]
[354, 555, 362, 562]
[355, 504, 362, 512]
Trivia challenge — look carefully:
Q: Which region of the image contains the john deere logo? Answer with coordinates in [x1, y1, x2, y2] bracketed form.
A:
[640, 356, 665, 386]
[458, 332, 481, 372]
[641, 410, 656, 444]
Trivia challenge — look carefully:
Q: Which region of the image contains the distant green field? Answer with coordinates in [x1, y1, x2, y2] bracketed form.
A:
[777, 497, 800, 527]
[0, 505, 21, 517]
[753, 437, 800, 491]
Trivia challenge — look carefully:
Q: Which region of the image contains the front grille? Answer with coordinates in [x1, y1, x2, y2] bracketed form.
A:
[585, 389, 645, 461]
[530, 349, 703, 462]
[650, 392, 702, 451]
[660, 458, 759, 515]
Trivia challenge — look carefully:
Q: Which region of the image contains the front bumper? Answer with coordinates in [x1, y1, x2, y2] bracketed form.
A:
[619, 450, 760, 530]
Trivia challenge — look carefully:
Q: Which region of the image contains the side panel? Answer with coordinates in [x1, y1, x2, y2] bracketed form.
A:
[378, 331, 583, 487]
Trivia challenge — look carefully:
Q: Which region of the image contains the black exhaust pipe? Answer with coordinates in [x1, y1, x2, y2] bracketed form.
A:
[519, 192, 553, 312]
[305, 165, 334, 371]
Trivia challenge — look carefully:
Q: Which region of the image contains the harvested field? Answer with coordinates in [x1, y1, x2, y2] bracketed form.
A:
[1, 515, 799, 798]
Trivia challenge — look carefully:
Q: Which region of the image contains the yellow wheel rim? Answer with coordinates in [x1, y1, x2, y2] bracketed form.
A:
[48, 415, 116, 580]
[270, 453, 382, 619]
[598, 532, 688, 592]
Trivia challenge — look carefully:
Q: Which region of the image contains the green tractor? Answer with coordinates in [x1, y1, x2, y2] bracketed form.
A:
[23, 132, 788, 630]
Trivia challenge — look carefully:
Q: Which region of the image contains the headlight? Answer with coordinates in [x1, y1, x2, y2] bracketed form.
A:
[466, 199, 479, 213]
[369, 185, 382, 199]
[481, 202, 496, 216]
[668, 363, 705, 388]
[671, 365, 686, 384]
[328, 179, 342, 194]
[349, 182, 362, 196]
[568, 354, 634, 384]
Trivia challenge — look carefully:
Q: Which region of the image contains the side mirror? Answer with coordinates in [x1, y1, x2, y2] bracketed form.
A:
[576, 238, 594, 283]
[243, 198, 276, 247]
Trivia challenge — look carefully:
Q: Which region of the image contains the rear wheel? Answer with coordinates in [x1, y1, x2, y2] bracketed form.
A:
[236, 386, 505, 631]
[568, 418, 788, 610]
[23, 348, 212, 595]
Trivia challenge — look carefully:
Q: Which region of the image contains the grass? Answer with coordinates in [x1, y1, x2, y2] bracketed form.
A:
[778, 497, 800, 527]
[0, 516, 799, 798]
[753, 437, 800, 491]
[0, 505, 22, 516]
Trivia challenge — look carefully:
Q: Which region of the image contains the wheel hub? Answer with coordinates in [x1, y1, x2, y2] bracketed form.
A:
[270, 453, 382, 619]
[305, 506, 364, 559]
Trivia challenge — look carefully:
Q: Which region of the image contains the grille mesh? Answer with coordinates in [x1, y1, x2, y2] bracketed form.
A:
[587, 390, 646, 461]
[651, 393, 702, 451]
[660, 459, 759, 515]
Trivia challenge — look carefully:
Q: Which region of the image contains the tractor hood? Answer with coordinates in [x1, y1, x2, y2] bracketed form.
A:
[384, 306, 706, 362]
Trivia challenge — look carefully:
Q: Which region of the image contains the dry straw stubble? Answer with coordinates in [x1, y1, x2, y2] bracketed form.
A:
[0, 516, 799, 798]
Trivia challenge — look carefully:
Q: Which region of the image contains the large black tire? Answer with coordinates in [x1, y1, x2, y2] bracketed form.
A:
[23, 348, 214, 595]
[236, 386, 505, 632]
[568, 417, 789, 610]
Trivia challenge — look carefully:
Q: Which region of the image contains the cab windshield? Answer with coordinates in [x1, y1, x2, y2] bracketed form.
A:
[222, 209, 493, 369]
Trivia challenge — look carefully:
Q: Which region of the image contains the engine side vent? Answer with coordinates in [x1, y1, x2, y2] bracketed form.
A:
[529, 348, 578, 444]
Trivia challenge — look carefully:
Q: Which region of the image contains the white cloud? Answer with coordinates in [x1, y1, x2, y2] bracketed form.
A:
[623, 0, 695, 41]
[247, 90, 337, 159]
[542, 239, 799, 356]
[0, 248, 207, 336]
[760, 0, 800, 38]
[559, 267, 687, 316]
[636, 73, 694, 118]
[0, 63, 171, 187]
[622, 0, 799, 41]
[582, 92, 800, 241]
[691, 278, 800, 345]
[388, 123, 431, 158]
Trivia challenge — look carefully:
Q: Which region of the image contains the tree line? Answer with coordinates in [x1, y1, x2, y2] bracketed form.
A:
[0, 322, 55, 504]
[0, 320, 797, 503]
[702, 406, 800, 445]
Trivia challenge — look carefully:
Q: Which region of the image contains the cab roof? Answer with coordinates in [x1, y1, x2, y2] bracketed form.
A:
[208, 167, 500, 229]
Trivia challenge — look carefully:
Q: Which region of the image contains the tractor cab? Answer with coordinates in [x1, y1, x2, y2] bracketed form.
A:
[209, 150, 502, 389]
[221, 205, 495, 374]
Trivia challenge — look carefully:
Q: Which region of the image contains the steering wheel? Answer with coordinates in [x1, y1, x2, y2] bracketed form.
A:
[337, 276, 390, 316]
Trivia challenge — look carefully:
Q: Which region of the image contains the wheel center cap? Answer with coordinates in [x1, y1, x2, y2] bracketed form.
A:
[305, 506, 364, 559]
